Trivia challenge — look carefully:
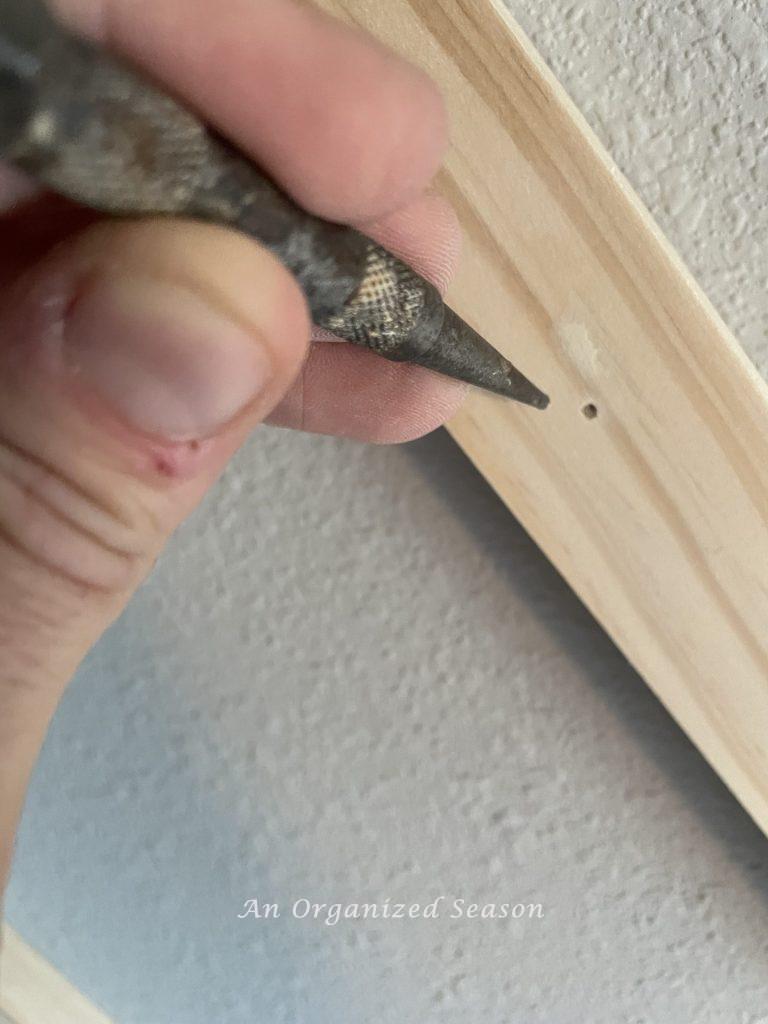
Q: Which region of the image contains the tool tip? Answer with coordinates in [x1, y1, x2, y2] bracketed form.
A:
[505, 369, 550, 410]
[405, 305, 550, 409]
[492, 357, 550, 409]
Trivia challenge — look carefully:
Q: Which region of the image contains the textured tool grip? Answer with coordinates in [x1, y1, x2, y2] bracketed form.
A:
[2, 20, 445, 357]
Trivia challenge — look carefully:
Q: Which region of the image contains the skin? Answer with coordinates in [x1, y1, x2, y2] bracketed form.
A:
[0, 0, 465, 898]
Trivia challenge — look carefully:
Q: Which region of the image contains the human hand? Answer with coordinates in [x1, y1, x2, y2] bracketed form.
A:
[0, 0, 464, 891]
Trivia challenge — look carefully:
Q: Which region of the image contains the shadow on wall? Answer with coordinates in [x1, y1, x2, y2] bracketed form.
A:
[405, 428, 768, 892]
[9, 425, 768, 1023]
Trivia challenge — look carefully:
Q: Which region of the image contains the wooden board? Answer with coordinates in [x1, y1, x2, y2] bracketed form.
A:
[0, 926, 112, 1024]
[317, 0, 768, 832]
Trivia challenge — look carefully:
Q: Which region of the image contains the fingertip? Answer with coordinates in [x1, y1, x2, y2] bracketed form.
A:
[83, 219, 311, 410]
[6, 218, 311, 445]
[269, 343, 468, 444]
[365, 366, 468, 445]
[286, 59, 450, 223]
[364, 192, 462, 295]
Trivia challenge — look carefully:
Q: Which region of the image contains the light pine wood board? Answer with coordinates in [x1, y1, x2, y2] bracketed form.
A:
[318, 0, 768, 831]
[0, 926, 112, 1024]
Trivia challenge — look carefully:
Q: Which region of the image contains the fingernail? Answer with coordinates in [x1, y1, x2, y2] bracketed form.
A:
[63, 276, 272, 441]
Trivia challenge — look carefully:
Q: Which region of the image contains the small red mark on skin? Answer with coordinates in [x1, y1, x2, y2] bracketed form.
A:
[147, 439, 213, 480]
[152, 453, 177, 478]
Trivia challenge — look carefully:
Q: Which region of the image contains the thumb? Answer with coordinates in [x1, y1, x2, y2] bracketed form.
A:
[0, 217, 309, 705]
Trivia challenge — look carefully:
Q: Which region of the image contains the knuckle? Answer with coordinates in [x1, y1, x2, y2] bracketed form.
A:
[0, 436, 150, 599]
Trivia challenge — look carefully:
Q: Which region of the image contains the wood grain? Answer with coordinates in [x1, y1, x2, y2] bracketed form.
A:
[318, 0, 768, 830]
[0, 926, 112, 1024]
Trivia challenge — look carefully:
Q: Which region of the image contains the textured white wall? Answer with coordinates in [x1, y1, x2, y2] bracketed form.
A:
[6, 3, 768, 1023]
[511, 0, 768, 378]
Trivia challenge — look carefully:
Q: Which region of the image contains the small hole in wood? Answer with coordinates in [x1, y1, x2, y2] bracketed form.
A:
[582, 403, 599, 420]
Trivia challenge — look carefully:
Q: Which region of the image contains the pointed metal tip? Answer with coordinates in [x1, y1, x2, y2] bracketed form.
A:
[403, 305, 550, 410]
[441, 308, 551, 409]
[529, 390, 551, 410]
[499, 360, 551, 410]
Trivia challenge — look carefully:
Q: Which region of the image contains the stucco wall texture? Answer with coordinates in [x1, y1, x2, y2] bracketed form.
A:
[6, 2, 768, 1022]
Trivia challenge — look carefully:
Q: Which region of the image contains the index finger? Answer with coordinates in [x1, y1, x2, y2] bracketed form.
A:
[51, 0, 449, 224]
